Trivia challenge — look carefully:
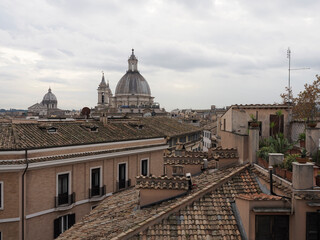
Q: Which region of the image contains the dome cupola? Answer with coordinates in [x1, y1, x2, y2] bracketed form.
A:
[42, 87, 58, 109]
[115, 49, 151, 96]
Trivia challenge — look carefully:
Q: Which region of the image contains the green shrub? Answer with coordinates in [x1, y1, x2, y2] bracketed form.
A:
[298, 132, 306, 141]
[257, 146, 276, 162]
[284, 154, 299, 171]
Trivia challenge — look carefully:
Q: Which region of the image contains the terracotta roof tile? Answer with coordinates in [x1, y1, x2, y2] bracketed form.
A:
[0, 117, 201, 150]
[58, 164, 261, 239]
[237, 193, 283, 201]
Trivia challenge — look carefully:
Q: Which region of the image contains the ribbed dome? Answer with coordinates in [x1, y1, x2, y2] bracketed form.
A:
[115, 49, 151, 96]
[115, 72, 151, 96]
[42, 88, 57, 104]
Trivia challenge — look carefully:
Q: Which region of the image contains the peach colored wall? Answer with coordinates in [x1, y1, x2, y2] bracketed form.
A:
[139, 189, 186, 207]
[165, 164, 202, 177]
[221, 108, 233, 132]
[0, 222, 19, 240]
[235, 198, 250, 238]
[26, 202, 97, 240]
[1, 147, 165, 240]
[236, 198, 291, 240]
[218, 158, 239, 168]
[220, 130, 248, 163]
[0, 172, 21, 219]
[223, 108, 290, 139]
[290, 199, 320, 240]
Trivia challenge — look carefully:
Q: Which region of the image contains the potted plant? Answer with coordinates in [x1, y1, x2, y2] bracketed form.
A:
[307, 120, 317, 128]
[298, 132, 306, 148]
[249, 114, 259, 127]
[257, 146, 275, 168]
[297, 148, 308, 163]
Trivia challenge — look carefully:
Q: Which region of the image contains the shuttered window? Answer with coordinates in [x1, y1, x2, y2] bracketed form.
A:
[0, 182, 3, 210]
[54, 213, 76, 239]
[306, 212, 320, 240]
[255, 215, 289, 240]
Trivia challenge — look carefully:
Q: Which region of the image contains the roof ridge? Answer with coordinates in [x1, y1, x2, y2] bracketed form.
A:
[112, 163, 250, 239]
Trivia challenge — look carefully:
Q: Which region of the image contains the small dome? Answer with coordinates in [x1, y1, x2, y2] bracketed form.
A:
[42, 88, 57, 104]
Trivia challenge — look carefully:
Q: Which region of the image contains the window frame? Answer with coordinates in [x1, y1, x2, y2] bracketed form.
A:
[56, 172, 71, 197]
[117, 162, 128, 182]
[140, 159, 149, 176]
[0, 181, 3, 210]
[90, 166, 102, 189]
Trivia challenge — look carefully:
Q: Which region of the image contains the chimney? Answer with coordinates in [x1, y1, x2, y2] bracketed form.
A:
[136, 175, 189, 208]
[292, 162, 314, 190]
[203, 158, 208, 169]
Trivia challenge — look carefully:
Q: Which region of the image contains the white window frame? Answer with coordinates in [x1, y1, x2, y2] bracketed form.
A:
[0, 181, 3, 210]
[140, 158, 149, 176]
[117, 162, 128, 182]
[90, 166, 102, 189]
[56, 171, 72, 197]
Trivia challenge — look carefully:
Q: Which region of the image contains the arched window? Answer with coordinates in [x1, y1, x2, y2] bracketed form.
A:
[102, 93, 105, 104]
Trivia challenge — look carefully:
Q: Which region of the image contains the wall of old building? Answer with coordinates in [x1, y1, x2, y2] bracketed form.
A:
[0, 139, 166, 240]
[220, 130, 248, 163]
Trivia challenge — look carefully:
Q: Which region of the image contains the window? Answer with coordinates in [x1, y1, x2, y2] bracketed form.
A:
[0, 231, 2, 240]
[141, 159, 148, 176]
[306, 212, 320, 240]
[54, 213, 75, 239]
[172, 166, 184, 176]
[90, 167, 101, 197]
[56, 173, 74, 207]
[255, 215, 289, 240]
[0, 181, 3, 210]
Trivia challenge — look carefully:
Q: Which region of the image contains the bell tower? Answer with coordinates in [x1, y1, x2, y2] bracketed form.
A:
[97, 71, 113, 108]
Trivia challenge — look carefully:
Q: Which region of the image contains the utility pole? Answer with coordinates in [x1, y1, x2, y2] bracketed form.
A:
[287, 47, 310, 102]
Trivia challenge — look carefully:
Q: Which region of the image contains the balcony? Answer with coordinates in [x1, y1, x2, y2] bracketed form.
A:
[116, 179, 131, 192]
[89, 185, 106, 198]
[55, 192, 75, 208]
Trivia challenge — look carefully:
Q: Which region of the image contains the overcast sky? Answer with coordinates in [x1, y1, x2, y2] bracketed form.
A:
[1, 0, 319, 111]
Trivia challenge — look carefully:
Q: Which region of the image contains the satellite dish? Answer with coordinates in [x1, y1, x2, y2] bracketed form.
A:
[81, 107, 91, 118]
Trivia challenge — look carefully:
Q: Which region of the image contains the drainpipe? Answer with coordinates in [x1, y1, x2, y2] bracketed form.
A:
[269, 166, 274, 195]
[22, 149, 29, 240]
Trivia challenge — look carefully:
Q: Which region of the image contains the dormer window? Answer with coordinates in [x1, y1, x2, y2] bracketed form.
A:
[90, 126, 99, 132]
[47, 127, 57, 133]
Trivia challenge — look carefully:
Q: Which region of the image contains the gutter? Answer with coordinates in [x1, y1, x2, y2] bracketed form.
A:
[22, 149, 29, 240]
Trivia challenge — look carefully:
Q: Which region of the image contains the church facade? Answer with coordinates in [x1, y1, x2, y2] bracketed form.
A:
[95, 50, 162, 115]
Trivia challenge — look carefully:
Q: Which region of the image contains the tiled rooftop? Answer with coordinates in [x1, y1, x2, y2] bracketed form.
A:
[0, 117, 201, 150]
[136, 175, 189, 190]
[58, 164, 261, 239]
[237, 193, 283, 201]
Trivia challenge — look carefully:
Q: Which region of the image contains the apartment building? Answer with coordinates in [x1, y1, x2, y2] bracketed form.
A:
[0, 117, 202, 240]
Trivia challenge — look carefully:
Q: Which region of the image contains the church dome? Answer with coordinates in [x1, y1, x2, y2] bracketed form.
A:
[115, 49, 151, 96]
[42, 88, 57, 107]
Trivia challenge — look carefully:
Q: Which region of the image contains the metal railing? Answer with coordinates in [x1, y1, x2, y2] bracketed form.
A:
[116, 179, 131, 192]
[89, 185, 106, 198]
[55, 192, 75, 208]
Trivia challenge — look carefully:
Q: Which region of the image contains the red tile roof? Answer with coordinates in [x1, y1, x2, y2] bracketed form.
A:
[58, 164, 261, 239]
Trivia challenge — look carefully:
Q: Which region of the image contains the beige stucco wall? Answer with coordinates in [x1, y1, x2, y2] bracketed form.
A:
[236, 198, 291, 240]
[221, 107, 290, 139]
[139, 189, 186, 207]
[165, 164, 202, 177]
[220, 130, 248, 163]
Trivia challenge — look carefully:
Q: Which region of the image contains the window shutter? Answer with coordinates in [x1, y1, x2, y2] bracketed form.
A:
[54, 218, 61, 239]
[68, 213, 76, 229]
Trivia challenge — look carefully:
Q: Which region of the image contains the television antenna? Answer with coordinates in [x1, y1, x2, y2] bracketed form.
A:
[287, 48, 310, 102]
